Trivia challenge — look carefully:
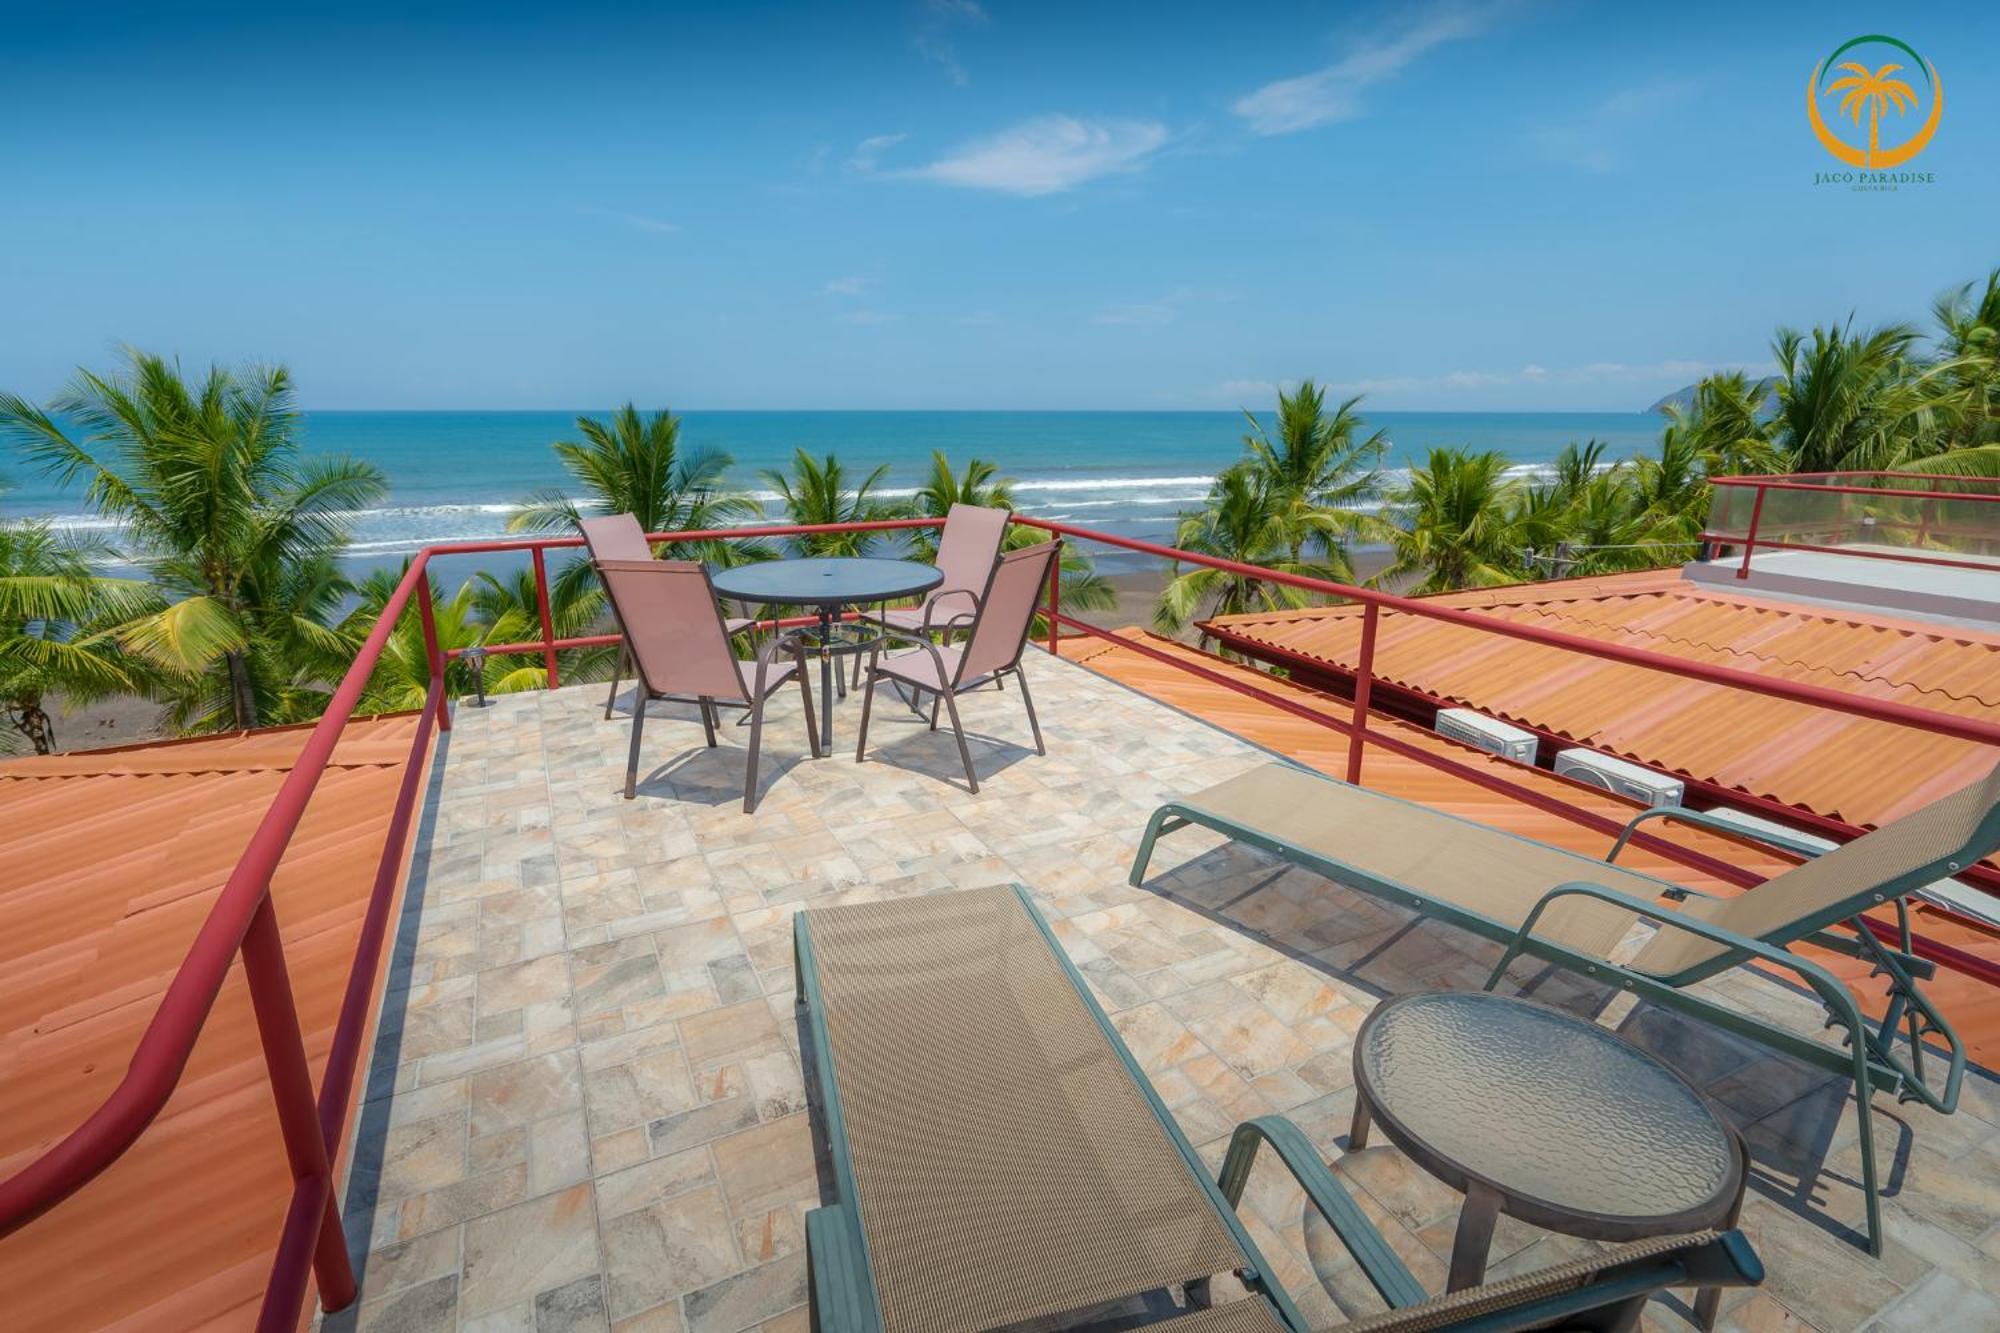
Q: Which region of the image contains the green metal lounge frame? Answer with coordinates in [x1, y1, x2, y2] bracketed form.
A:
[1131, 761, 2000, 1257]
[794, 884, 1761, 1332]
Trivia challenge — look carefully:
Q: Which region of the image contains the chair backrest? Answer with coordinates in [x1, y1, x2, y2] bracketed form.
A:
[593, 558, 749, 702]
[578, 511, 654, 563]
[1332, 1229, 1759, 1332]
[1632, 760, 2000, 980]
[955, 540, 1060, 685]
[930, 503, 1011, 603]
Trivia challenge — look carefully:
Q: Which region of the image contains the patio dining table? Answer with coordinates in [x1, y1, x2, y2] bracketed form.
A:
[710, 556, 943, 753]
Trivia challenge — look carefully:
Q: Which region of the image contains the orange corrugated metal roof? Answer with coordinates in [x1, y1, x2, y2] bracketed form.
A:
[0, 715, 424, 1332]
[1061, 628, 2000, 1066]
[1200, 569, 2000, 827]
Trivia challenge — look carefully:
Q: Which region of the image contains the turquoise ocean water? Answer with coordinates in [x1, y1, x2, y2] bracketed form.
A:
[2, 410, 1664, 575]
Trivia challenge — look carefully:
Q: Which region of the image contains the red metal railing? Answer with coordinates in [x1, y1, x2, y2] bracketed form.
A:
[1707, 472, 2000, 579]
[2, 509, 1996, 1331]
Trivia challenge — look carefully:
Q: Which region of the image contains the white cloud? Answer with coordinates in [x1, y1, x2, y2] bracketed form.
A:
[903, 115, 1170, 196]
[1091, 303, 1175, 326]
[1528, 78, 1699, 172]
[1233, 1, 1505, 136]
[847, 133, 908, 172]
[823, 276, 867, 296]
[913, 0, 988, 86]
[582, 207, 677, 234]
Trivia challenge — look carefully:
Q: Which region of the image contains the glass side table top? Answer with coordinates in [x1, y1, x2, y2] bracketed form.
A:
[710, 557, 942, 608]
[1354, 991, 1739, 1229]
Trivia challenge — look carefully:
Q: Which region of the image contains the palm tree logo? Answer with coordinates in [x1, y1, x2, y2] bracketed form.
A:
[1806, 35, 1943, 170]
[1826, 62, 1917, 165]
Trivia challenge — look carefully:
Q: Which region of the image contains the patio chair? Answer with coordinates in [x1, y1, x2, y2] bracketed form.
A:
[1131, 761, 2000, 1255]
[593, 557, 819, 811]
[579, 513, 755, 720]
[794, 885, 1762, 1332]
[852, 538, 1059, 794]
[849, 501, 1010, 688]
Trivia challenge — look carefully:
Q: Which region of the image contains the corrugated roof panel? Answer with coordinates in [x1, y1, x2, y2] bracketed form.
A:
[0, 715, 423, 1332]
[1203, 571, 2000, 827]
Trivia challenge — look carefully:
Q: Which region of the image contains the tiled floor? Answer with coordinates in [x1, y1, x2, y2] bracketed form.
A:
[329, 654, 2000, 1333]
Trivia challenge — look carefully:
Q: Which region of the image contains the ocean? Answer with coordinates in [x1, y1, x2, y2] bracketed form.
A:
[2, 409, 1665, 576]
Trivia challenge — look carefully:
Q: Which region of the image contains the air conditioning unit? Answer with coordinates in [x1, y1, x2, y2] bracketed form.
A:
[1434, 708, 1538, 764]
[1553, 748, 1684, 807]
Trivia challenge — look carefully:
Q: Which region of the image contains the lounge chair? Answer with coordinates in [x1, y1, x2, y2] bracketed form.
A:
[1131, 761, 2000, 1255]
[593, 556, 819, 810]
[853, 539, 1060, 793]
[850, 501, 1011, 688]
[794, 885, 1762, 1332]
[579, 513, 755, 720]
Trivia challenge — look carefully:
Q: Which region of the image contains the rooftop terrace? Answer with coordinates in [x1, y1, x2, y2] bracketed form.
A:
[326, 658, 1999, 1333]
[5, 506, 1999, 1333]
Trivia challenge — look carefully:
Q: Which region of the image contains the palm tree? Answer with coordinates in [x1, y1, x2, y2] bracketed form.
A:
[1932, 268, 2000, 453]
[759, 449, 903, 556]
[1826, 62, 1919, 166]
[1155, 465, 1349, 633]
[0, 517, 158, 753]
[1373, 447, 1526, 593]
[1768, 322, 1987, 476]
[512, 404, 762, 595]
[0, 350, 385, 731]
[346, 566, 487, 711]
[467, 566, 614, 689]
[1239, 381, 1386, 574]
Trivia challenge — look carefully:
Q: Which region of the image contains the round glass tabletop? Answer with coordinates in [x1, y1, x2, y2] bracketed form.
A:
[710, 557, 943, 608]
[1354, 991, 1739, 1229]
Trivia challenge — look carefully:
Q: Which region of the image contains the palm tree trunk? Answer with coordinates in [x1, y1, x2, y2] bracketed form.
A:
[225, 650, 258, 730]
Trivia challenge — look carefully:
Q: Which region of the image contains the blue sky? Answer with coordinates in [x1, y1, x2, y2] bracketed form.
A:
[1, 1, 1994, 411]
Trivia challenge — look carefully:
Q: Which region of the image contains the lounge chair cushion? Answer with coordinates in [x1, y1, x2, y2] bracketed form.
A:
[803, 886, 1248, 1333]
[1169, 765, 1651, 958]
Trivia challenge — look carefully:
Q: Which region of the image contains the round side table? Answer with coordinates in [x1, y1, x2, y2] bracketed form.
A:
[1350, 990, 1749, 1328]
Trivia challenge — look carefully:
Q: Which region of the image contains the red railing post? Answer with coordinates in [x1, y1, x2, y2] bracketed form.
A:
[241, 897, 356, 1322]
[1736, 483, 1767, 580]
[531, 545, 559, 689]
[1046, 551, 1061, 656]
[1345, 601, 1380, 785]
[416, 564, 450, 733]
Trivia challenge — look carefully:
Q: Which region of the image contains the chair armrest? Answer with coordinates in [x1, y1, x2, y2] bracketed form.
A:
[1218, 1115, 1427, 1310]
[868, 623, 961, 689]
[920, 587, 980, 632]
[1607, 806, 1830, 873]
[1504, 881, 1868, 1030]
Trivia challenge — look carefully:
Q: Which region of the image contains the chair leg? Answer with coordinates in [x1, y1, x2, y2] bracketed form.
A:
[795, 648, 822, 759]
[624, 695, 647, 799]
[929, 692, 941, 731]
[939, 688, 977, 794]
[854, 662, 877, 763]
[1013, 664, 1045, 755]
[698, 697, 719, 747]
[604, 643, 628, 720]
[744, 693, 766, 814]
